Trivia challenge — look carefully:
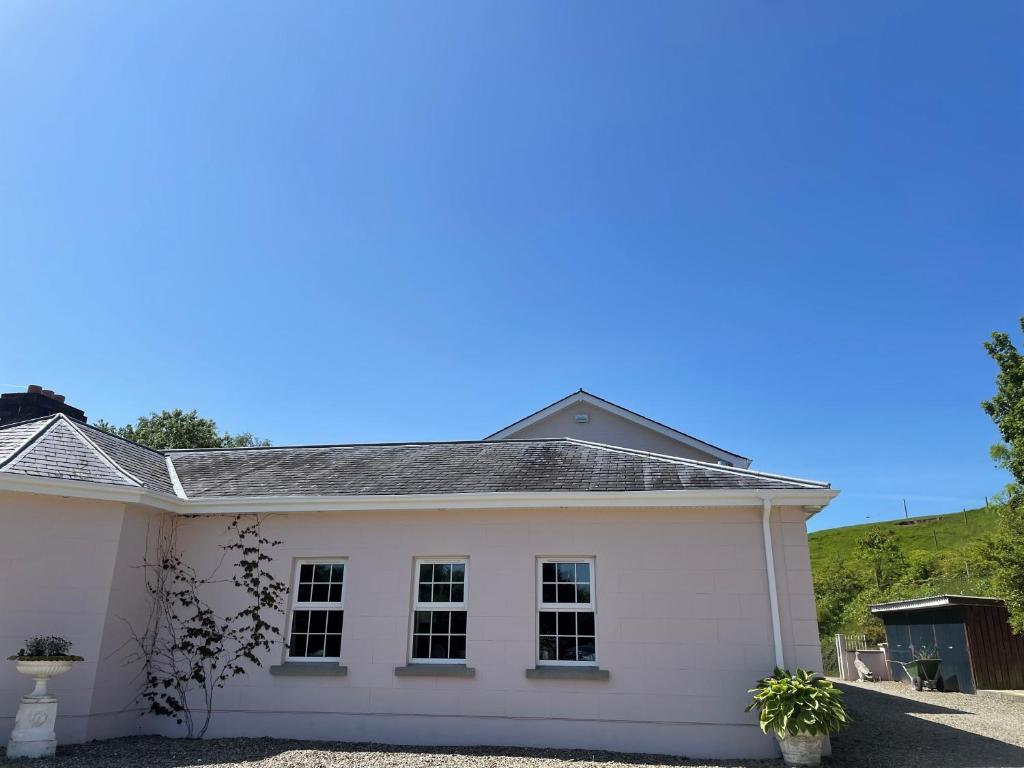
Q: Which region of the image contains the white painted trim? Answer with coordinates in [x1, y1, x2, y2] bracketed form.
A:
[0, 472, 181, 511]
[485, 392, 752, 468]
[762, 498, 784, 668]
[409, 557, 469, 664]
[285, 558, 346, 662]
[0, 471, 839, 514]
[536, 557, 598, 668]
[165, 456, 188, 499]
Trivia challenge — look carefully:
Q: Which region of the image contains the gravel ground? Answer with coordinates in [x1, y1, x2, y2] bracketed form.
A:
[828, 680, 1024, 767]
[1, 681, 1021, 768]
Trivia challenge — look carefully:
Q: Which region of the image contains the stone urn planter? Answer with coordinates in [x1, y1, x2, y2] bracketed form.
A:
[776, 732, 826, 767]
[746, 668, 850, 768]
[6, 637, 83, 759]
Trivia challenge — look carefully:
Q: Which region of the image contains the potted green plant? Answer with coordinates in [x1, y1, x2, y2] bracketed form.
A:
[745, 668, 850, 767]
[7, 636, 84, 698]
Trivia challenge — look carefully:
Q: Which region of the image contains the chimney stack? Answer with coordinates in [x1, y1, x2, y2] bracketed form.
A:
[0, 386, 87, 426]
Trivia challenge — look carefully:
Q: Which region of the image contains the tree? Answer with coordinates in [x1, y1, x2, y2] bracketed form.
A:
[855, 528, 906, 591]
[94, 409, 269, 450]
[981, 317, 1024, 633]
[983, 316, 1024, 486]
[126, 515, 289, 738]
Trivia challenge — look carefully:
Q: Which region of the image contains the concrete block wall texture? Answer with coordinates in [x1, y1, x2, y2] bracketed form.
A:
[0, 496, 822, 759]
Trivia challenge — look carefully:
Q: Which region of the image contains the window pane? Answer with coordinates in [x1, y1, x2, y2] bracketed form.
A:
[450, 584, 464, 603]
[542, 563, 556, 583]
[309, 610, 327, 634]
[577, 612, 595, 635]
[289, 634, 307, 657]
[539, 636, 557, 661]
[300, 564, 314, 582]
[449, 635, 466, 659]
[451, 563, 465, 582]
[297, 584, 311, 603]
[331, 564, 345, 583]
[576, 584, 591, 603]
[557, 637, 577, 661]
[325, 634, 341, 658]
[557, 584, 575, 603]
[576, 562, 590, 583]
[307, 635, 326, 657]
[412, 635, 430, 659]
[414, 611, 432, 633]
[327, 611, 344, 634]
[539, 611, 557, 635]
[557, 612, 576, 635]
[450, 610, 467, 634]
[431, 611, 450, 634]
[419, 563, 433, 583]
[430, 636, 450, 659]
[578, 637, 596, 661]
[328, 583, 342, 603]
[418, 584, 432, 602]
[542, 584, 556, 603]
[434, 563, 452, 582]
[312, 584, 330, 602]
[433, 583, 451, 603]
[557, 563, 575, 583]
[314, 564, 333, 582]
[292, 610, 310, 633]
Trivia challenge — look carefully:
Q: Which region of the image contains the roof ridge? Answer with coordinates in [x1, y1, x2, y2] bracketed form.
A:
[0, 413, 64, 432]
[163, 437, 576, 453]
[57, 415, 144, 487]
[563, 438, 830, 488]
[0, 414, 59, 470]
[75, 420, 173, 458]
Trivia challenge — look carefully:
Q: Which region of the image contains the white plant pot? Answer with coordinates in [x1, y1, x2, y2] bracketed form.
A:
[14, 660, 75, 698]
[776, 731, 824, 767]
[7, 659, 76, 759]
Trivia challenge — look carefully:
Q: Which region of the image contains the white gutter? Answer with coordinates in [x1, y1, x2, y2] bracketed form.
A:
[762, 497, 785, 668]
[0, 472, 838, 519]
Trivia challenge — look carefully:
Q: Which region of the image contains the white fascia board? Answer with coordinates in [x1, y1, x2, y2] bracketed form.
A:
[0, 472, 838, 515]
[178, 488, 839, 515]
[0, 472, 181, 512]
[486, 392, 752, 468]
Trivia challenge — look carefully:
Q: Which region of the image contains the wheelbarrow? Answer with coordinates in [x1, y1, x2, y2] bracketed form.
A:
[890, 658, 944, 691]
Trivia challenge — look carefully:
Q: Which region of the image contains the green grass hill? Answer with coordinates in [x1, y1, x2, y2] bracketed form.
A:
[809, 505, 998, 575]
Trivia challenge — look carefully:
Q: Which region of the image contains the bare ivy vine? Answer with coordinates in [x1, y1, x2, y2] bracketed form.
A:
[126, 514, 288, 738]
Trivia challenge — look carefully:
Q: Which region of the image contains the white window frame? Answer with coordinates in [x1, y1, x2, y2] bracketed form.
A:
[409, 557, 469, 665]
[285, 557, 346, 663]
[536, 557, 597, 667]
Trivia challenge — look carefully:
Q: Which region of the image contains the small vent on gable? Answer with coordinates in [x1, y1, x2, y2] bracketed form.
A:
[574, 413, 589, 423]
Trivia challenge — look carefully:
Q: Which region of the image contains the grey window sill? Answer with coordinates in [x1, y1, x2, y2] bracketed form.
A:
[270, 662, 348, 676]
[526, 666, 610, 681]
[395, 664, 476, 678]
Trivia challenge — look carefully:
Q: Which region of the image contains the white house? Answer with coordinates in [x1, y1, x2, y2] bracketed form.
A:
[0, 388, 833, 759]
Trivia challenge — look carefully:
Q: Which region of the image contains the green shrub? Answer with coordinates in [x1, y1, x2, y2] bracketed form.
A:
[745, 668, 851, 737]
[7, 635, 84, 661]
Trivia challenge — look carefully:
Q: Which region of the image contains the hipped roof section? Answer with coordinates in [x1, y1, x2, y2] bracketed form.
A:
[0, 414, 830, 504]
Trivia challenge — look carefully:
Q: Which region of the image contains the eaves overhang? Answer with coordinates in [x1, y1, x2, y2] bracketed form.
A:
[0, 472, 838, 515]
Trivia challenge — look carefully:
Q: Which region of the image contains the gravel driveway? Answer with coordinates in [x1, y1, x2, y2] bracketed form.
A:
[828, 680, 1024, 767]
[1, 681, 1021, 768]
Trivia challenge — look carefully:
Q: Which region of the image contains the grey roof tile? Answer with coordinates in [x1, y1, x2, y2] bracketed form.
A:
[76, 422, 175, 495]
[5, 420, 136, 486]
[167, 439, 828, 499]
[0, 416, 53, 465]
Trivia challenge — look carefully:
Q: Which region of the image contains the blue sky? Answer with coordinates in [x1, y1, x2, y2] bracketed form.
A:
[1, 2, 1021, 532]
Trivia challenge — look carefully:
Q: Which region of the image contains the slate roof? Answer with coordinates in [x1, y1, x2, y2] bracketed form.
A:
[0, 415, 830, 500]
